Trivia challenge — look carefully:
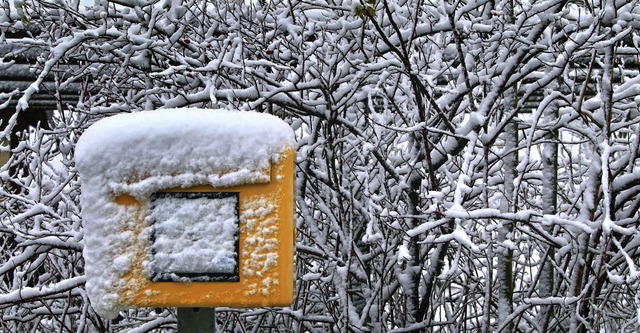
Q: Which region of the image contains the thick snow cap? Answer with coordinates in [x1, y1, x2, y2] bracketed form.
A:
[76, 108, 295, 196]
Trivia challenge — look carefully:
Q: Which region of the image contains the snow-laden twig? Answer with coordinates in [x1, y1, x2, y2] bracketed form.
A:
[0, 276, 85, 307]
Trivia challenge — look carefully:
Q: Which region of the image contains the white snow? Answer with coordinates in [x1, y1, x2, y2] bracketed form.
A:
[147, 193, 238, 279]
[75, 108, 295, 319]
[241, 198, 280, 282]
[76, 108, 294, 197]
[396, 243, 412, 263]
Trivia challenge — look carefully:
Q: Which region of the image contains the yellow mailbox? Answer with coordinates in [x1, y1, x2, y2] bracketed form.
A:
[75, 109, 295, 319]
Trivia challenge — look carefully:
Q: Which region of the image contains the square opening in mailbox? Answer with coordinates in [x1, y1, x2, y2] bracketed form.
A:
[148, 192, 240, 283]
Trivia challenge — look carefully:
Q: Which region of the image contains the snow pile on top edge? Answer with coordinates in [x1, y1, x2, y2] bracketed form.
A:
[75, 108, 295, 195]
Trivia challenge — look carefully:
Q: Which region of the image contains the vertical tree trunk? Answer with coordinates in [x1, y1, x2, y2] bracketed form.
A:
[539, 83, 559, 330]
[498, 89, 517, 331]
[498, 2, 516, 328]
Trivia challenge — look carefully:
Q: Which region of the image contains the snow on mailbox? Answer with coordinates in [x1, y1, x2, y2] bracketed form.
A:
[75, 108, 295, 319]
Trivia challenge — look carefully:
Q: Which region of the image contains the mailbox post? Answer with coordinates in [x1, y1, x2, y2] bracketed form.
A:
[75, 109, 295, 326]
[177, 308, 216, 332]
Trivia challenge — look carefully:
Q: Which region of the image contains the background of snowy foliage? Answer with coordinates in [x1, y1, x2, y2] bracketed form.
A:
[1, 0, 640, 331]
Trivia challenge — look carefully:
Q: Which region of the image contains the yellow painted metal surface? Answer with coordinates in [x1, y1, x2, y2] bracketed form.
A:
[114, 149, 295, 308]
[0, 138, 9, 166]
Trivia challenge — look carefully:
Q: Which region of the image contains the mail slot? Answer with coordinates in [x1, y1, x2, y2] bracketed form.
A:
[147, 191, 240, 282]
[75, 109, 295, 319]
